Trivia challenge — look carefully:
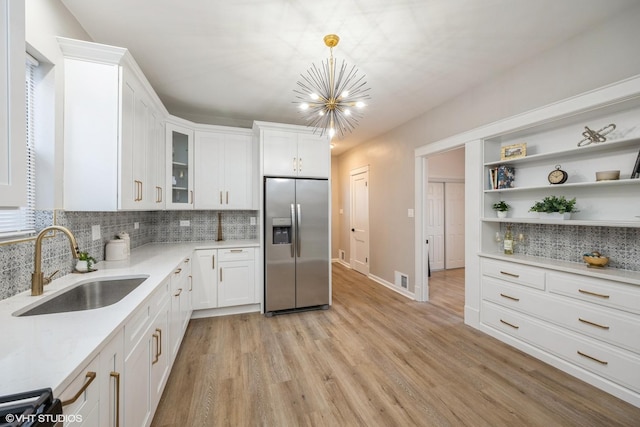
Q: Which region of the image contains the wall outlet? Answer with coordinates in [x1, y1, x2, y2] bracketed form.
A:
[408, 208, 414, 218]
[250, 217, 256, 225]
[180, 220, 190, 227]
[339, 249, 345, 261]
[134, 222, 139, 230]
[91, 225, 101, 241]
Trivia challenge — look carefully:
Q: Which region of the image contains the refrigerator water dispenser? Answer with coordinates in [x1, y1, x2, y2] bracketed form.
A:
[272, 217, 292, 244]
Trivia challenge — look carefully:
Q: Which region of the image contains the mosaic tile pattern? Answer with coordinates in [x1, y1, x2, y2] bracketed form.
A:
[501, 223, 640, 271]
[0, 209, 258, 300]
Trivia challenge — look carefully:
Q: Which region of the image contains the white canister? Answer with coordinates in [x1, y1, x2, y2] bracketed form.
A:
[106, 239, 128, 261]
[117, 232, 131, 256]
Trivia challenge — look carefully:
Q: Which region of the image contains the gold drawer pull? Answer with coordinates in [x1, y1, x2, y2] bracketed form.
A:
[577, 350, 608, 365]
[499, 293, 520, 302]
[578, 318, 610, 330]
[230, 249, 243, 253]
[174, 268, 182, 275]
[156, 328, 163, 358]
[152, 332, 160, 364]
[500, 319, 519, 329]
[499, 271, 520, 278]
[110, 371, 121, 427]
[578, 289, 610, 299]
[174, 288, 182, 297]
[62, 371, 97, 406]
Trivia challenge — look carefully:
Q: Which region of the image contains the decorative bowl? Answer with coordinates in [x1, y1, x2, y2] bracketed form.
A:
[583, 255, 609, 268]
[595, 170, 620, 181]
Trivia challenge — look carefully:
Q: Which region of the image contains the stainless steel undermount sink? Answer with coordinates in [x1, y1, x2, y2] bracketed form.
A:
[14, 276, 149, 317]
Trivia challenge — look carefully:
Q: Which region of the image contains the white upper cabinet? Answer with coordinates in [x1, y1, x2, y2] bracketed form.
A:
[194, 127, 256, 210]
[165, 120, 194, 210]
[59, 37, 166, 211]
[0, 0, 26, 207]
[254, 121, 330, 178]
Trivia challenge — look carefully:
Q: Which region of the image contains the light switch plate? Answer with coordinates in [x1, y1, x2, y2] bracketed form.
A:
[91, 225, 101, 241]
[408, 208, 414, 218]
[134, 222, 139, 230]
[180, 220, 190, 227]
[250, 217, 256, 225]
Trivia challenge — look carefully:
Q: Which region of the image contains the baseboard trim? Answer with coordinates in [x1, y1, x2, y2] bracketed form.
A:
[332, 259, 352, 269]
[368, 274, 415, 300]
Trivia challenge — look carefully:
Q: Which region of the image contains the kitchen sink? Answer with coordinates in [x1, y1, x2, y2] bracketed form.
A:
[14, 276, 149, 317]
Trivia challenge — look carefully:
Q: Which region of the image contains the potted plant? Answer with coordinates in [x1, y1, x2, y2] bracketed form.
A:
[492, 201, 511, 218]
[528, 195, 577, 219]
[76, 251, 96, 272]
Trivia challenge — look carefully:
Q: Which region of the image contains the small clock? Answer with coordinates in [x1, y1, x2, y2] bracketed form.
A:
[548, 164, 568, 184]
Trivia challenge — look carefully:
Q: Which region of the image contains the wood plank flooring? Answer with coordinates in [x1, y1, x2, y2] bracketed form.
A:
[151, 264, 640, 426]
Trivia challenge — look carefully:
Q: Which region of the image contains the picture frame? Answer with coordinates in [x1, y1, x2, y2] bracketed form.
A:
[501, 143, 527, 160]
[630, 147, 640, 179]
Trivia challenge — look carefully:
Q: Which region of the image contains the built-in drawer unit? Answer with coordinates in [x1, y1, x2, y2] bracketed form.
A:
[548, 272, 640, 315]
[481, 258, 545, 290]
[482, 301, 640, 394]
[124, 280, 170, 358]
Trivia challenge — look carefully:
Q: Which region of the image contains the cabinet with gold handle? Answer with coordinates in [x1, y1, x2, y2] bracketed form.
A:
[151, 327, 163, 365]
[62, 371, 97, 406]
[109, 371, 121, 427]
[174, 288, 182, 297]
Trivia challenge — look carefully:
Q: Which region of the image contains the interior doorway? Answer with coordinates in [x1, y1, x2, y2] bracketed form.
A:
[350, 166, 369, 276]
[427, 181, 465, 270]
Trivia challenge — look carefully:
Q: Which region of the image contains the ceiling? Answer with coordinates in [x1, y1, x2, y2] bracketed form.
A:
[59, 0, 637, 155]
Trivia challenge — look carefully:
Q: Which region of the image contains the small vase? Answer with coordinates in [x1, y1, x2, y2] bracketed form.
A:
[76, 260, 88, 272]
[496, 211, 508, 219]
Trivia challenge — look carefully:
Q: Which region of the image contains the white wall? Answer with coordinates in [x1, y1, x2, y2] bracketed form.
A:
[427, 148, 465, 180]
[25, 0, 92, 209]
[336, 4, 640, 293]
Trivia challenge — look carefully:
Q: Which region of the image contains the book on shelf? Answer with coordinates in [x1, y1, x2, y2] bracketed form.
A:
[488, 165, 515, 189]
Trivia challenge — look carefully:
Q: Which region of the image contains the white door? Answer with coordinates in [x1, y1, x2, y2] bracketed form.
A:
[445, 182, 465, 269]
[350, 167, 369, 275]
[426, 182, 445, 270]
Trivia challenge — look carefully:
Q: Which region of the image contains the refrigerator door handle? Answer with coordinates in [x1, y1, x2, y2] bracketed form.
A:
[290, 203, 296, 258]
[296, 203, 302, 257]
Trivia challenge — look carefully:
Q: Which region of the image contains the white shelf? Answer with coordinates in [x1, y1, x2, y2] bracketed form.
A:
[172, 161, 188, 167]
[172, 186, 188, 191]
[484, 177, 640, 193]
[482, 217, 640, 228]
[484, 136, 640, 167]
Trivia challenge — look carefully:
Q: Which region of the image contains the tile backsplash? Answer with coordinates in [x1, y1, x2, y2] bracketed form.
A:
[500, 223, 640, 271]
[0, 210, 258, 300]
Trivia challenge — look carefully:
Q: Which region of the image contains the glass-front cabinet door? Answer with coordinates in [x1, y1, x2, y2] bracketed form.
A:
[165, 121, 194, 209]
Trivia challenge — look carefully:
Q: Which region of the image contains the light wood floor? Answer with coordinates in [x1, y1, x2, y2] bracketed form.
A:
[151, 264, 640, 426]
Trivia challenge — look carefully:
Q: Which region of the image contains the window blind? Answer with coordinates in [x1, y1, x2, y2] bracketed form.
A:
[0, 53, 37, 239]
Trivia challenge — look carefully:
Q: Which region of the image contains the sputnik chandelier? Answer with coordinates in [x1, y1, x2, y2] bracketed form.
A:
[294, 34, 371, 139]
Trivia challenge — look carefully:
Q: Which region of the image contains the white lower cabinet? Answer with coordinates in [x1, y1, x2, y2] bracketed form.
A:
[192, 247, 258, 311]
[480, 257, 640, 406]
[169, 257, 193, 361]
[60, 355, 100, 426]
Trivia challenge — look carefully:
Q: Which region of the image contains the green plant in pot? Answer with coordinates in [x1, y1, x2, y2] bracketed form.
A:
[76, 251, 96, 272]
[492, 201, 510, 218]
[529, 195, 577, 219]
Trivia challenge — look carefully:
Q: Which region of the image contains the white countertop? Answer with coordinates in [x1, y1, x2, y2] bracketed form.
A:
[0, 240, 259, 397]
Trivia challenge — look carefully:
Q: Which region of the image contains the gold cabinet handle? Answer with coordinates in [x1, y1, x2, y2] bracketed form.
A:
[499, 319, 519, 329]
[499, 293, 520, 302]
[499, 271, 519, 278]
[230, 249, 243, 253]
[220, 191, 223, 204]
[62, 371, 97, 406]
[174, 288, 182, 297]
[220, 268, 222, 282]
[578, 289, 610, 299]
[184, 258, 190, 263]
[226, 191, 229, 204]
[174, 268, 182, 275]
[152, 332, 159, 364]
[577, 350, 608, 365]
[190, 190, 194, 204]
[293, 157, 296, 172]
[156, 328, 162, 359]
[578, 318, 610, 330]
[298, 157, 302, 171]
[212, 254, 215, 269]
[110, 371, 121, 427]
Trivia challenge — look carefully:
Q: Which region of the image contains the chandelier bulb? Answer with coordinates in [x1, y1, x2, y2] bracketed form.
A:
[300, 103, 309, 110]
[310, 93, 319, 100]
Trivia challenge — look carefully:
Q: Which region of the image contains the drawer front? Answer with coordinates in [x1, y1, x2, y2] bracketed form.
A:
[124, 302, 152, 358]
[481, 258, 545, 290]
[484, 278, 640, 354]
[548, 272, 640, 315]
[482, 302, 640, 393]
[219, 247, 254, 262]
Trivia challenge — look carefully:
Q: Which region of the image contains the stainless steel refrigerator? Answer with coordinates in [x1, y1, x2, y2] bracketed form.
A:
[264, 177, 330, 315]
